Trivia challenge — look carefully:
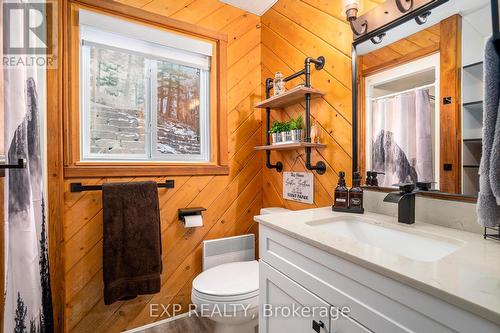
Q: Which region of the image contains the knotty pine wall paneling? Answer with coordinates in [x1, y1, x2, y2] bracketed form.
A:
[260, 0, 383, 209]
[63, 1, 263, 332]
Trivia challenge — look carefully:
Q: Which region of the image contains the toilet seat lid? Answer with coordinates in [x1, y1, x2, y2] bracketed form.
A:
[192, 260, 258, 297]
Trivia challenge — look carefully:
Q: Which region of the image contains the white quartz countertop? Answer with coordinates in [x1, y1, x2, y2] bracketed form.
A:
[255, 207, 500, 325]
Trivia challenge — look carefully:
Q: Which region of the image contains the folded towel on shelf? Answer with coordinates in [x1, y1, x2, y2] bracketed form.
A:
[478, 37, 500, 227]
[102, 181, 162, 305]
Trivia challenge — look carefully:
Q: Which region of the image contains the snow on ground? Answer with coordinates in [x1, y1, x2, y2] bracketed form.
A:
[156, 120, 200, 155]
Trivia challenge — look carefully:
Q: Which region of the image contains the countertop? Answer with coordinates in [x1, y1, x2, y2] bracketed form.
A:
[254, 207, 500, 325]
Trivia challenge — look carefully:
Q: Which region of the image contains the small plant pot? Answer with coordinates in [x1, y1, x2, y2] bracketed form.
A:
[291, 129, 302, 142]
[280, 131, 287, 142]
[271, 133, 280, 144]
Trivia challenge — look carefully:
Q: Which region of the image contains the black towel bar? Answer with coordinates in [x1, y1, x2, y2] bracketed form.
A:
[70, 180, 175, 193]
[0, 159, 26, 169]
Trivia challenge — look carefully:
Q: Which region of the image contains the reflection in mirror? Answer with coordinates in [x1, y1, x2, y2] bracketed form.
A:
[364, 54, 439, 190]
[355, 0, 491, 199]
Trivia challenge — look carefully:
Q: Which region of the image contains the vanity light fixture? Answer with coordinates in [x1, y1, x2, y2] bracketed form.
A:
[395, 0, 413, 13]
[415, 11, 432, 25]
[342, 0, 448, 44]
[343, 0, 367, 36]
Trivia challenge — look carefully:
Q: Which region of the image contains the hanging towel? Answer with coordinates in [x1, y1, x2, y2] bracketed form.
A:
[102, 181, 162, 305]
[478, 38, 500, 227]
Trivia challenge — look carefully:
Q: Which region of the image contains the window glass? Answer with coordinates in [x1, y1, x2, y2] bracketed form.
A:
[155, 60, 201, 156]
[87, 45, 147, 157]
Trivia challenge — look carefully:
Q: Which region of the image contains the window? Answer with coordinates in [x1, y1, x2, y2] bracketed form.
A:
[80, 10, 211, 162]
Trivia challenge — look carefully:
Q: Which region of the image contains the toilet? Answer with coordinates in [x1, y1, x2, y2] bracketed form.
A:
[191, 207, 290, 333]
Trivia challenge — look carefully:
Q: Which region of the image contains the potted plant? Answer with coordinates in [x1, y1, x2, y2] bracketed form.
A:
[280, 122, 291, 142]
[270, 121, 282, 144]
[289, 115, 303, 142]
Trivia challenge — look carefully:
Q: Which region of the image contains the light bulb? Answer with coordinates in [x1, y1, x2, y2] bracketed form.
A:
[342, 0, 359, 12]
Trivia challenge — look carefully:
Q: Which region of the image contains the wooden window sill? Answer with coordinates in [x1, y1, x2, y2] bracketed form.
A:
[64, 164, 229, 178]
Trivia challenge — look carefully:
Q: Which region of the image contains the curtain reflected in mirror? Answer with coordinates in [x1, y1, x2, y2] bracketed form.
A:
[371, 88, 435, 187]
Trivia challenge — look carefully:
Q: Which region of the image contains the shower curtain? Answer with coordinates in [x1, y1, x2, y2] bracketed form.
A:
[371, 89, 434, 187]
[2, 4, 54, 333]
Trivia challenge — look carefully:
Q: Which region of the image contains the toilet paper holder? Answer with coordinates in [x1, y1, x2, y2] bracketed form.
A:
[178, 207, 207, 223]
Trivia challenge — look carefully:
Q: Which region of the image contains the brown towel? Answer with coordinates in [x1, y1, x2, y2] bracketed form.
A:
[102, 181, 162, 305]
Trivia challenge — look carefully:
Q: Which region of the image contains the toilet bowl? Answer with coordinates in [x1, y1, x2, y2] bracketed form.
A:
[191, 260, 259, 333]
[191, 207, 290, 333]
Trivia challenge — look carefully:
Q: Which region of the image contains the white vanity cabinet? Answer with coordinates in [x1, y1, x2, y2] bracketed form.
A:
[259, 225, 500, 333]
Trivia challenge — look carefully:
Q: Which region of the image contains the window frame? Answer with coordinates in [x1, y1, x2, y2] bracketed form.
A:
[63, 1, 229, 178]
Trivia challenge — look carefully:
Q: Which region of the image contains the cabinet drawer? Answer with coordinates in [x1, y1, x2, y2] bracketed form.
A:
[260, 261, 330, 333]
[260, 225, 478, 333]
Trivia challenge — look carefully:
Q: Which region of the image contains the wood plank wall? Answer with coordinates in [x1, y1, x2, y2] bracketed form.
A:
[260, 0, 383, 209]
[62, 1, 263, 332]
[360, 24, 440, 74]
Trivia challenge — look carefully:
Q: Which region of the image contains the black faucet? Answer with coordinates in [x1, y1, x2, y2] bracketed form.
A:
[383, 183, 416, 224]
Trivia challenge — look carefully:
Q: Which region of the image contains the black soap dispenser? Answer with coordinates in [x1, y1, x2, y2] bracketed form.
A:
[333, 171, 349, 211]
[348, 172, 364, 214]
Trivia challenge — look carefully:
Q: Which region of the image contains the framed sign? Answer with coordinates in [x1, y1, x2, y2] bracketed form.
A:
[283, 172, 314, 204]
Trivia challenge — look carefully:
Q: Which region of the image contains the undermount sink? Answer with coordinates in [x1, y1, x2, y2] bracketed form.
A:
[306, 216, 463, 262]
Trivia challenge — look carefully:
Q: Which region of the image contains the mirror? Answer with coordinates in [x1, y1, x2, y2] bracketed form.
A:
[353, 0, 492, 200]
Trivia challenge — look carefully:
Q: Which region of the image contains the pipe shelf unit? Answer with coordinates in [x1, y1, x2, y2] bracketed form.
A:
[257, 56, 328, 175]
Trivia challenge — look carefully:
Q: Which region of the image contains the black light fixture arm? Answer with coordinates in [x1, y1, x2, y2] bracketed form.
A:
[349, 17, 368, 36]
[347, 0, 449, 45]
[415, 11, 431, 25]
[395, 0, 413, 13]
[264, 56, 327, 175]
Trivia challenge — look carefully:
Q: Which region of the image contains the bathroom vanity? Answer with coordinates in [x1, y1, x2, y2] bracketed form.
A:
[255, 208, 500, 333]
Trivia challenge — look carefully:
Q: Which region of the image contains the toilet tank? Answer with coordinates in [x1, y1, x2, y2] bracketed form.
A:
[260, 207, 291, 215]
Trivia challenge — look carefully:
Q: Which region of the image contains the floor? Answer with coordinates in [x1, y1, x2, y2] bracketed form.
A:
[136, 315, 215, 333]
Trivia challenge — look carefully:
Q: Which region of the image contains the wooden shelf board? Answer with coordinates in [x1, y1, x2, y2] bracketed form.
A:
[254, 86, 325, 109]
[254, 142, 327, 151]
